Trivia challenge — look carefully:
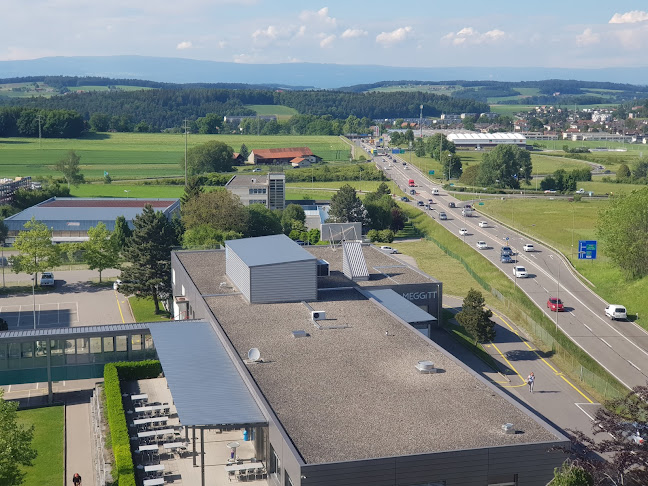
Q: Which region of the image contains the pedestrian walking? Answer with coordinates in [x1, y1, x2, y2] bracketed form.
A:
[72, 473, 82, 485]
[527, 372, 535, 393]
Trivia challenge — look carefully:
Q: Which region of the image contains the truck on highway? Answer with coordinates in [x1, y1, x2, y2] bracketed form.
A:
[461, 208, 473, 217]
[408, 179, 415, 187]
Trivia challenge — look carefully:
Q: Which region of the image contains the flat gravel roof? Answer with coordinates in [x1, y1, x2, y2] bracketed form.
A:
[202, 290, 559, 464]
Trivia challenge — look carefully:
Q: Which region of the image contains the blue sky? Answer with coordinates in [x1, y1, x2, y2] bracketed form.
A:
[2, 1, 648, 68]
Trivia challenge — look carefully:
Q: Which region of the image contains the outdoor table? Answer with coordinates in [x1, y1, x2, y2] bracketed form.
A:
[144, 464, 165, 473]
[137, 444, 159, 452]
[163, 442, 187, 450]
[138, 428, 175, 439]
[135, 405, 170, 414]
[133, 416, 168, 427]
[131, 394, 148, 401]
[143, 479, 164, 486]
[224, 462, 264, 472]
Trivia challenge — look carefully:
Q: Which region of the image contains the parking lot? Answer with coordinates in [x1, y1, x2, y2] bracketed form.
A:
[0, 269, 134, 329]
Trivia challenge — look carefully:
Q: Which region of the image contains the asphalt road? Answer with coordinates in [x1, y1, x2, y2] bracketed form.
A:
[377, 153, 648, 389]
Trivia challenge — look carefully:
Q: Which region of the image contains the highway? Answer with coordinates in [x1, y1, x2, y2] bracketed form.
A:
[377, 153, 648, 390]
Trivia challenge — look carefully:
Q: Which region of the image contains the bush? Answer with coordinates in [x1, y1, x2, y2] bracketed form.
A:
[104, 361, 162, 485]
[379, 229, 395, 243]
[367, 229, 379, 242]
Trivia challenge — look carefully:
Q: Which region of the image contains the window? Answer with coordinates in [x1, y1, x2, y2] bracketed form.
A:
[131, 335, 142, 351]
[21, 342, 33, 358]
[50, 340, 63, 355]
[64, 339, 75, 354]
[103, 337, 114, 353]
[115, 336, 128, 352]
[269, 446, 281, 483]
[90, 337, 102, 354]
[76, 338, 89, 354]
[285, 473, 294, 486]
[35, 340, 47, 357]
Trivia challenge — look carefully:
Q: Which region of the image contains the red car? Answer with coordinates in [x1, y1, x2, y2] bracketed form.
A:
[547, 297, 564, 312]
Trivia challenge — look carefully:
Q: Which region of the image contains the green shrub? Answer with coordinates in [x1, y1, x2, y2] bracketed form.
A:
[104, 361, 162, 485]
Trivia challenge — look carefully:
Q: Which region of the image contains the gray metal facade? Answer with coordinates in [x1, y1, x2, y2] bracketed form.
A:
[147, 321, 267, 427]
[250, 260, 317, 304]
[226, 234, 314, 267]
[225, 246, 251, 301]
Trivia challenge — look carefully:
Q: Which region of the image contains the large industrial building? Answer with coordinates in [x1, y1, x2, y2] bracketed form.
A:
[447, 133, 527, 150]
[247, 147, 321, 166]
[225, 173, 286, 210]
[3, 197, 180, 244]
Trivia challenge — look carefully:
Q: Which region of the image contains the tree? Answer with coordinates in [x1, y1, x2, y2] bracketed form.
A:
[308, 228, 321, 245]
[414, 139, 426, 157]
[120, 205, 177, 313]
[0, 388, 38, 485]
[551, 461, 593, 486]
[596, 188, 648, 279]
[195, 113, 222, 134]
[455, 288, 495, 343]
[239, 144, 250, 160]
[328, 184, 367, 224]
[9, 218, 61, 281]
[83, 222, 119, 283]
[426, 133, 456, 161]
[246, 204, 282, 238]
[564, 384, 648, 486]
[182, 225, 242, 249]
[616, 164, 631, 181]
[281, 204, 306, 234]
[111, 216, 132, 254]
[183, 141, 235, 175]
[180, 176, 204, 206]
[441, 151, 463, 180]
[55, 150, 84, 188]
[390, 207, 405, 233]
[477, 145, 531, 189]
[89, 113, 110, 132]
[181, 190, 249, 234]
[632, 160, 648, 180]
[459, 164, 479, 186]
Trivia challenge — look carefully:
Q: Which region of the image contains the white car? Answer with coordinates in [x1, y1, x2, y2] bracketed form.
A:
[459, 228, 468, 236]
[380, 246, 398, 254]
[113, 279, 122, 291]
[513, 266, 528, 278]
[576, 188, 585, 194]
[40, 272, 55, 286]
[478, 221, 488, 228]
[523, 244, 535, 252]
[476, 241, 487, 250]
[605, 305, 627, 320]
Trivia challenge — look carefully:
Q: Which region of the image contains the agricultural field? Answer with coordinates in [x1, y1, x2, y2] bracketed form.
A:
[0, 133, 351, 180]
[17, 406, 64, 486]
[471, 196, 647, 323]
[368, 84, 458, 96]
[245, 104, 298, 120]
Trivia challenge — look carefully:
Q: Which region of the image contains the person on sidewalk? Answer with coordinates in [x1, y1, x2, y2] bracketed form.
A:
[527, 372, 535, 393]
[72, 473, 82, 485]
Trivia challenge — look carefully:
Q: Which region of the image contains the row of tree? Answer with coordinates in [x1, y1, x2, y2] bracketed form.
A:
[0, 107, 84, 138]
[540, 168, 591, 193]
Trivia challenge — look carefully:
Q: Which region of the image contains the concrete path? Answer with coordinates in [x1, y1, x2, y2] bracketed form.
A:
[65, 390, 95, 486]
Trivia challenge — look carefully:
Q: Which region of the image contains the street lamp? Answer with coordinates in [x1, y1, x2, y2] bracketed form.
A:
[31, 274, 36, 330]
[124, 190, 130, 198]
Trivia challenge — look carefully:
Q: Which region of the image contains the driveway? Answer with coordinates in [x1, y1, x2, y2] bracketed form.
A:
[0, 269, 133, 329]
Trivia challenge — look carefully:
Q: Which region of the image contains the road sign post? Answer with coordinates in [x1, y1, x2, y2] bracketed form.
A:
[578, 240, 597, 260]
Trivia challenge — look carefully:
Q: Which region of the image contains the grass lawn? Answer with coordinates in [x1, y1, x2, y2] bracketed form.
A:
[473, 196, 648, 327]
[17, 406, 64, 486]
[128, 296, 171, 322]
[0, 133, 351, 180]
[245, 105, 298, 120]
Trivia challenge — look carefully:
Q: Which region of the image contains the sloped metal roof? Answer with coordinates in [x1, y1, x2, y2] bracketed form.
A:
[0, 323, 151, 339]
[148, 321, 267, 427]
[447, 132, 526, 141]
[225, 234, 315, 267]
[362, 289, 436, 324]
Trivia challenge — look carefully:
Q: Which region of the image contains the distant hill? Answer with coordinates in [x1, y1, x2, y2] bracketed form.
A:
[2, 55, 648, 89]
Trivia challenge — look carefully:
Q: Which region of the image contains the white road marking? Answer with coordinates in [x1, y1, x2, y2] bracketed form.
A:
[583, 324, 592, 332]
[549, 254, 554, 259]
[601, 339, 612, 348]
[570, 312, 576, 316]
[628, 361, 641, 371]
[575, 402, 599, 421]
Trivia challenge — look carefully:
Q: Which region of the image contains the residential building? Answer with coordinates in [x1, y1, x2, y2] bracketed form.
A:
[225, 173, 286, 210]
[247, 147, 321, 165]
[0, 176, 32, 204]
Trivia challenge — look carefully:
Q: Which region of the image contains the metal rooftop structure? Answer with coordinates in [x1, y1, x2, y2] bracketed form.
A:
[362, 289, 436, 324]
[148, 321, 267, 427]
[225, 234, 315, 268]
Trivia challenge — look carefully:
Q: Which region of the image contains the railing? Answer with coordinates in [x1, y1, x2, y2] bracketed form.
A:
[91, 384, 112, 485]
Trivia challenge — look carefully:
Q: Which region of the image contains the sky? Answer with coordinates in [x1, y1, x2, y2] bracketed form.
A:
[2, 1, 648, 68]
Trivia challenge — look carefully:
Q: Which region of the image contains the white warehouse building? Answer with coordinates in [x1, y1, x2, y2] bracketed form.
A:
[447, 132, 527, 150]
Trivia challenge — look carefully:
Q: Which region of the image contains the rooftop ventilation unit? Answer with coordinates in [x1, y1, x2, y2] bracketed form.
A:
[342, 241, 369, 282]
[311, 311, 326, 321]
[501, 423, 515, 434]
[316, 259, 330, 277]
[415, 361, 437, 374]
[292, 330, 309, 338]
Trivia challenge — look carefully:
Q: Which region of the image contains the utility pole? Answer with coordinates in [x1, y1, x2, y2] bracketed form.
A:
[183, 119, 189, 187]
[419, 104, 423, 139]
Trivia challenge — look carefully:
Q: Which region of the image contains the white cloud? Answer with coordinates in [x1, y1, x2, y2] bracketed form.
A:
[441, 27, 506, 46]
[299, 7, 336, 26]
[217, 41, 228, 49]
[252, 25, 279, 43]
[375, 26, 412, 46]
[319, 34, 336, 48]
[176, 41, 193, 50]
[576, 28, 600, 47]
[341, 28, 367, 39]
[609, 10, 648, 24]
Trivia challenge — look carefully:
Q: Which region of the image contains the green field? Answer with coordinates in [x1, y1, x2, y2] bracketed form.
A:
[472, 197, 647, 324]
[368, 84, 458, 96]
[17, 406, 64, 486]
[0, 133, 351, 180]
[246, 104, 298, 120]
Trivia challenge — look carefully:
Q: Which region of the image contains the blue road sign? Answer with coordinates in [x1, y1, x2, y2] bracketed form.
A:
[578, 240, 597, 260]
[429, 170, 435, 175]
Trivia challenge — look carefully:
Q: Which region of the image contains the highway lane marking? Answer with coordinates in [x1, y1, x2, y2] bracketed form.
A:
[575, 402, 599, 421]
[600, 339, 612, 348]
[583, 324, 592, 332]
[628, 361, 641, 371]
[560, 376, 594, 404]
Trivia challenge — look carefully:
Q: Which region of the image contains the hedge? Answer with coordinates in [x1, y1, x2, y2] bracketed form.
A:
[104, 360, 163, 486]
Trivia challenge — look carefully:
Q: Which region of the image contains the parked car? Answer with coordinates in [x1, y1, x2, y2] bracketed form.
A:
[380, 246, 398, 254]
[575, 188, 585, 194]
[459, 228, 468, 236]
[618, 423, 646, 445]
[476, 241, 487, 250]
[501, 246, 513, 256]
[400, 196, 409, 202]
[417, 200, 424, 206]
[605, 305, 627, 320]
[478, 221, 488, 228]
[547, 297, 564, 312]
[439, 212, 447, 220]
[513, 266, 528, 278]
[544, 190, 557, 194]
[252, 168, 261, 172]
[40, 272, 55, 287]
[448, 202, 456, 208]
[500, 254, 513, 263]
[523, 244, 535, 252]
